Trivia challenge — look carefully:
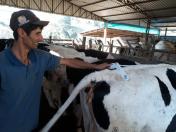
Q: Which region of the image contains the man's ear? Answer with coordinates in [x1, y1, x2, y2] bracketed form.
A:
[17, 28, 27, 38]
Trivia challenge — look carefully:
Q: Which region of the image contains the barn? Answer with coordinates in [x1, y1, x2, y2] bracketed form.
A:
[0, 0, 176, 132]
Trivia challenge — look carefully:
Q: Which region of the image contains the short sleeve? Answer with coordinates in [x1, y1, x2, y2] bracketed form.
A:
[45, 54, 60, 71]
[32, 49, 61, 71]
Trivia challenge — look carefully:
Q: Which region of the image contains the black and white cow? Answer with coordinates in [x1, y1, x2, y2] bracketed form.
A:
[42, 64, 176, 132]
[40, 55, 137, 132]
[38, 44, 140, 132]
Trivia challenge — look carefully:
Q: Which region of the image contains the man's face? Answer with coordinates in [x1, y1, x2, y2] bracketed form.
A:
[23, 27, 43, 49]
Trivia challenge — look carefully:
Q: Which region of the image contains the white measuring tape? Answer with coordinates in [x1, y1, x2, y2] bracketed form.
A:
[109, 63, 129, 81]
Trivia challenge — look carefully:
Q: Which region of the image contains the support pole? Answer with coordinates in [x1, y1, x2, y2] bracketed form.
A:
[82, 36, 86, 49]
[145, 19, 151, 48]
[164, 28, 168, 40]
[103, 22, 107, 51]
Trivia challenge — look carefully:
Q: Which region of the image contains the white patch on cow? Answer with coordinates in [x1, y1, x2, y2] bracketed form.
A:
[106, 53, 115, 59]
[47, 45, 99, 63]
[49, 50, 61, 57]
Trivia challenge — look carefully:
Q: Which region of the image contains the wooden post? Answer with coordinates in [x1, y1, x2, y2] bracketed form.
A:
[82, 36, 86, 49]
[103, 22, 107, 51]
[49, 35, 52, 44]
[164, 28, 168, 40]
[145, 19, 151, 47]
[108, 40, 113, 53]
[97, 40, 103, 51]
[89, 39, 92, 49]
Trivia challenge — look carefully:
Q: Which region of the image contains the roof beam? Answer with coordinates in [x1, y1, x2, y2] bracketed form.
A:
[92, 0, 159, 13]
[53, 0, 63, 12]
[115, 0, 151, 19]
[153, 25, 176, 27]
[33, 0, 41, 10]
[64, 0, 105, 21]
[43, 0, 52, 12]
[0, 0, 105, 21]
[9, 0, 17, 6]
[160, 29, 176, 31]
[81, 0, 106, 7]
[151, 20, 176, 24]
[110, 14, 176, 22]
[101, 6, 176, 17]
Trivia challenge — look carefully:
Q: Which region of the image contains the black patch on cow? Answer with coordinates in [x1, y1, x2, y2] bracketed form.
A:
[93, 59, 136, 66]
[92, 81, 110, 130]
[155, 76, 171, 106]
[37, 42, 50, 52]
[166, 113, 176, 132]
[76, 49, 108, 59]
[166, 68, 176, 91]
[66, 67, 96, 86]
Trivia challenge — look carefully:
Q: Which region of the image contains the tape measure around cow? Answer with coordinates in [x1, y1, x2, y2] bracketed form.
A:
[109, 63, 129, 81]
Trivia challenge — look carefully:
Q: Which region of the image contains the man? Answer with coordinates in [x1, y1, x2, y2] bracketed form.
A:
[0, 9, 109, 132]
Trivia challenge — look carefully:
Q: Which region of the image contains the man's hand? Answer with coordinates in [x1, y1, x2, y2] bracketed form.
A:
[60, 58, 110, 70]
[94, 63, 111, 70]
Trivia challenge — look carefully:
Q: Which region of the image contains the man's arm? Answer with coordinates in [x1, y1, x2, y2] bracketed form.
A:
[60, 58, 110, 70]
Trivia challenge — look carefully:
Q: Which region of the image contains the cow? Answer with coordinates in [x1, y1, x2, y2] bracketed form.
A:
[43, 65, 70, 109]
[154, 41, 176, 62]
[76, 49, 109, 60]
[38, 43, 140, 132]
[40, 57, 137, 132]
[0, 39, 14, 51]
[47, 45, 100, 63]
[42, 64, 176, 132]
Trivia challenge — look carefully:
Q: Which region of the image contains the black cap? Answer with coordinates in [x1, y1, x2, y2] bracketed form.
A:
[10, 10, 49, 31]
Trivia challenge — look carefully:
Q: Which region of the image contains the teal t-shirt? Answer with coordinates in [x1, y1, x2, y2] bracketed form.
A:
[0, 48, 60, 132]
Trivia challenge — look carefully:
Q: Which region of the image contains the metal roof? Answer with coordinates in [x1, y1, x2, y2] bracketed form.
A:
[0, 0, 176, 31]
[70, 0, 176, 30]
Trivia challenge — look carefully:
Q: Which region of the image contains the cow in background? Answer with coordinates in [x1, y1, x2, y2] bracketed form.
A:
[76, 49, 109, 60]
[43, 65, 70, 109]
[0, 39, 6, 51]
[154, 40, 176, 62]
[47, 45, 100, 63]
[0, 39, 14, 51]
